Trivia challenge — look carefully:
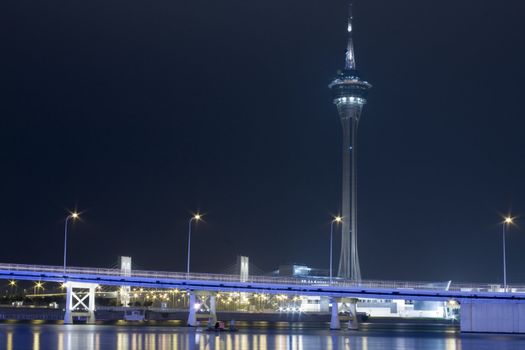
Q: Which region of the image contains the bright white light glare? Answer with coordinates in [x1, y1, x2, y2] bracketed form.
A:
[334, 96, 366, 105]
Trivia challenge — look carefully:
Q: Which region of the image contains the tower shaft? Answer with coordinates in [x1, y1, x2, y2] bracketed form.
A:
[337, 103, 362, 281]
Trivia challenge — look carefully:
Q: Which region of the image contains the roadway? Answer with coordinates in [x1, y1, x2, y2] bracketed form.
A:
[1, 263, 524, 303]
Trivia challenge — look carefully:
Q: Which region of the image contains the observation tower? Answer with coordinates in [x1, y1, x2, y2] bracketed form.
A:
[329, 1, 372, 281]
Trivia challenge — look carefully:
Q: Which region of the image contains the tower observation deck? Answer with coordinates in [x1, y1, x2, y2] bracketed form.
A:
[328, 1, 371, 281]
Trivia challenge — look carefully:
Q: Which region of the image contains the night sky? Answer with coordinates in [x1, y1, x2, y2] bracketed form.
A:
[1, 0, 525, 284]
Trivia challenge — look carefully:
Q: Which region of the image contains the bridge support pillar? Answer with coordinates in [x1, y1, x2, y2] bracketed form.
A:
[64, 283, 73, 324]
[118, 256, 132, 307]
[330, 298, 341, 330]
[64, 282, 98, 324]
[187, 293, 198, 327]
[209, 294, 217, 326]
[347, 298, 359, 330]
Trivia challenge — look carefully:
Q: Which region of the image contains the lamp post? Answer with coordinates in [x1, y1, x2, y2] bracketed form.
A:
[186, 214, 201, 277]
[502, 216, 513, 291]
[330, 216, 342, 284]
[34, 281, 44, 295]
[63, 212, 79, 274]
[9, 280, 16, 295]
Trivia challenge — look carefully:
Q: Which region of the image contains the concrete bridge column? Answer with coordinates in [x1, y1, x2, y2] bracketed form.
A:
[209, 294, 217, 326]
[118, 256, 132, 308]
[187, 293, 198, 327]
[347, 298, 359, 330]
[87, 285, 96, 324]
[64, 283, 73, 324]
[330, 298, 341, 330]
[63, 282, 98, 324]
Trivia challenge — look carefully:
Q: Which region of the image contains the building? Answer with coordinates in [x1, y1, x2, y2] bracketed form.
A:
[329, 1, 372, 281]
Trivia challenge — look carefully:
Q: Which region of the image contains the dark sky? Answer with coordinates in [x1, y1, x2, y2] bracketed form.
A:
[1, 0, 524, 283]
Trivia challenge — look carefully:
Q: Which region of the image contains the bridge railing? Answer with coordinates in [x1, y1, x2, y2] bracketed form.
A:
[1, 263, 525, 294]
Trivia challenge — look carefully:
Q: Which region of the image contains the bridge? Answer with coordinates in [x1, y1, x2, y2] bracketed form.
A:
[1, 262, 525, 333]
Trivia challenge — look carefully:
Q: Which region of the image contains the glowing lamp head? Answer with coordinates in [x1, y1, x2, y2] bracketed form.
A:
[9, 280, 16, 286]
[504, 217, 513, 224]
[334, 216, 342, 223]
[71, 212, 79, 219]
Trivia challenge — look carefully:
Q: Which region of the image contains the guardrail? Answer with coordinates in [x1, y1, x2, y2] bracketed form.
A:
[1, 263, 524, 294]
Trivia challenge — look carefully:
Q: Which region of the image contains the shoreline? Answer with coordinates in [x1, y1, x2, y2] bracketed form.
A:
[0, 306, 458, 332]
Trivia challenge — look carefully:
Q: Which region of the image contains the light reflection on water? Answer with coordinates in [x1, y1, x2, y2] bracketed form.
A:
[6, 331, 13, 350]
[32, 331, 39, 350]
[0, 324, 525, 350]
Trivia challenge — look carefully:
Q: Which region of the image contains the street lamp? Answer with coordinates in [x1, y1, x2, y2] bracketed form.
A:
[63, 212, 80, 274]
[34, 281, 44, 295]
[186, 214, 202, 277]
[502, 216, 513, 291]
[8, 280, 16, 295]
[330, 216, 342, 284]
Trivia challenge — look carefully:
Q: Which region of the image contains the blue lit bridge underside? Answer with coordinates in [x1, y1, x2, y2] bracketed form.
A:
[0, 263, 524, 302]
[2, 263, 525, 333]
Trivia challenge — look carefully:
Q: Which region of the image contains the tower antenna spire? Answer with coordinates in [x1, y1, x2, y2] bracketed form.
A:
[345, 1, 356, 70]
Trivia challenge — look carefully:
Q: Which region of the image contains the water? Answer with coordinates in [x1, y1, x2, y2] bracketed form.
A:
[1, 322, 525, 350]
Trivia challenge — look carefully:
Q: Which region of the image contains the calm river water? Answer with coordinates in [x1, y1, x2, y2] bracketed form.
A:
[1, 322, 525, 350]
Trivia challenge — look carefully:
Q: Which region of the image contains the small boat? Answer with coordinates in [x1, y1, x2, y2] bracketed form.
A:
[124, 310, 145, 321]
[206, 321, 238, 332]
[205, 327, 238, 333]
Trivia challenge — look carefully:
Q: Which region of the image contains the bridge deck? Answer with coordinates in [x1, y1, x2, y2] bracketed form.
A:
[1, 263, 524, 302]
